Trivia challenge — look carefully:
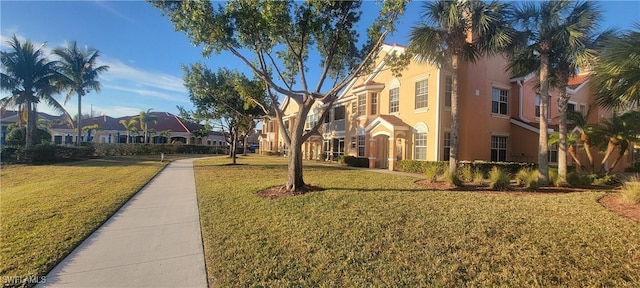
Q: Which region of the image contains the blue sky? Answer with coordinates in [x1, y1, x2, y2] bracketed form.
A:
[1, 0, 639, 119]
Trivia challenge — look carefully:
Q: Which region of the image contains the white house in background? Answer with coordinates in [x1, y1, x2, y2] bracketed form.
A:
[48, 111, 228, 146]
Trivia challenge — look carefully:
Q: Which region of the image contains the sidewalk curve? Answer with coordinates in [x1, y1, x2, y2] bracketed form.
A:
[40, 158, 207, 288]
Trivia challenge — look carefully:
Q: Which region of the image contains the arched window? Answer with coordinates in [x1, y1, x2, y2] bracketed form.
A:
[414, 123, 428, 160]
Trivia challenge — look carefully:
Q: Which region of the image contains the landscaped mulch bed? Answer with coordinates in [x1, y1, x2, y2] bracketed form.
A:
[599, 194, 640, 223]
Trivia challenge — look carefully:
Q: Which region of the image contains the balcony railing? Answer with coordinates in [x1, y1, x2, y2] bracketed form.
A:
[323, 119, 346, 133]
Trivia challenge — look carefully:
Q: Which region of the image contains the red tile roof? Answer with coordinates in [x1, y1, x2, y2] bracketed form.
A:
[377, 115, 410, 127]
[567, 73, 590, 90]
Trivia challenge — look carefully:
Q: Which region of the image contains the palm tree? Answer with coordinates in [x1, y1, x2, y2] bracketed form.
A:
[590, 111, 640, 173]
[409, 0, 512, 177]
[1, 35, 69, 148]
[549, 132, 583, 171]
[592, 24, 640, 111]
[53, 41, 109, 146]
[567, 110, 595, 172]
[137, 109, 159, 144]
[507, 0, 599, 185]
[119, 118, 138, 144]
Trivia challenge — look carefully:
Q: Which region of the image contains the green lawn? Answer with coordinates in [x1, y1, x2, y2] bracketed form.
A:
[0, 157, 168, 282]
[194, 155, 640, 287]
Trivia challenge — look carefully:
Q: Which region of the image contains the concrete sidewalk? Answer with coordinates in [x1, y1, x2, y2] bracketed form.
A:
[41, 159, 207, 288]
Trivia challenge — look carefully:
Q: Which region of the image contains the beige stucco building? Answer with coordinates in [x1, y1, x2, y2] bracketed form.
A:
[260, 44, 634, 172]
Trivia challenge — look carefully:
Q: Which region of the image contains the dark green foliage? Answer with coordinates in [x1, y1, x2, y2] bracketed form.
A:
[5, 127, 51, 146]
[566, 172, 594, 187]
[397, 160, 535, 177]
[93, 143, 227, 157]
[16, 143, 95, 164]
[339, 156, 369, 168]
[592, 174, 622, 186]
[396, 160, 448, 174]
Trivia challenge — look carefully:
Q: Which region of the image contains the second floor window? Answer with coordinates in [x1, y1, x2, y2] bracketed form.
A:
[415, 80, 428, 109]
[370, 93, 378, 115]
[389, 88, 399, 113]
[492, 88, 508, 115]
[535, 94, 551, 118]
[358, 94, 366, 116]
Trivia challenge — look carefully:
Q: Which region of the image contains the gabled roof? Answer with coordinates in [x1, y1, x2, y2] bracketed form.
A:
[365, 115, 411, 133]
[145, 112, 203, 133]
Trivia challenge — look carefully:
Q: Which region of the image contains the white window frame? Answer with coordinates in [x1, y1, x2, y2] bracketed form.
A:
[492, 87, 508, 115]
[415, 79, 428, 109]
[357, 135, 365, 157]
[490, 136, 507, 162]
[357, 94, 366, 117]
[370, 92, 378, 115]
[444, 75, 452, 108]
[389, 88, 399, 113]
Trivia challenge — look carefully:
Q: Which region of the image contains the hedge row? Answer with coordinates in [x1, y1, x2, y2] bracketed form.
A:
[1, 143, 96, 164]
[397, 160, 536, 176]
[338, 156, 369, 168]
[93, 143, 228, 156]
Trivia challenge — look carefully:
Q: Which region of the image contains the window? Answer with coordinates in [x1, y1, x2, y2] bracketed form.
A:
[443, 132, 451, 161]
[548, 143, 558, 163]
[491, 136, 507, 162]
[568, 103, 576, 113]
[370, 93, 378, 115]
[535, 94, 551, 118]
[334, 105, 345, 120]
[445, 75, 452, 107]
[357, 135, 365, 157]
[351, 101, 357, 115]
[389, 88, 399, 113]
[492, 87, 508, 115]
[415, 80, 428, 109]
[358, 94, 366, 116]
[579, 104, 586, 115]
[414, 133, 427, 160]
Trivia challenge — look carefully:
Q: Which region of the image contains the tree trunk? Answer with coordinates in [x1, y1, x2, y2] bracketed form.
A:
[76, 92, 83, 146]
[538, 53, 550, 185]
[557, 89, 569, 184]
[582, 134, 594, 172]
[599, 140, 616, 173]
[608, 147, 628, 174]
[231, 129, 238, 164]
[568, 145, 583, 170]
[25, 101, 35, 148]
[286, 131, 305, 192]
[242, 135, 248, 156]
[448, 56, 459, 176]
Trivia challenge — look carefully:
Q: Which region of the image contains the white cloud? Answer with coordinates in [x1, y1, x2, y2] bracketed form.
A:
[103, 83, 190, 103]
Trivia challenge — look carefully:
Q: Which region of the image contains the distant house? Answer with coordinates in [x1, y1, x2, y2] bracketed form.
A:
[0, 110, 66, 145]
[48, 111, 227, 146]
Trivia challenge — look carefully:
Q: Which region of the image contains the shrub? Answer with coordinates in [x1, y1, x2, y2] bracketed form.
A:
[92, 143, 227, 157]
[6, 127, 51, 146]
[340, 156, 369, 168]
[621, 176, 640, 204]
[458, 165, 473, 182]
[397, 160, 448, 174]
[549, 169, 559, 186]
[515, 168, 539, 190]
[472, 170, 485, 185]
[592, 174, 622, 186]
[488, 167, 511, 191]
[446, 172, 463, 187]
[16, 143, 95, 164]
[566, 172, 594, 187]
[424, 165, 444, 183]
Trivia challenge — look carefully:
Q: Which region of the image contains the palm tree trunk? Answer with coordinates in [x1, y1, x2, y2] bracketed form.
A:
[583, 137, 595, 172]
[568, 145, 583, 170]
[25, 101, 35, 148]
[448, 56, 459, 176]
[557, 89, 569, 184]
[538, 53, 550, 185]
[599, 140, 616, 173]
[76, 92, 82, 146]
